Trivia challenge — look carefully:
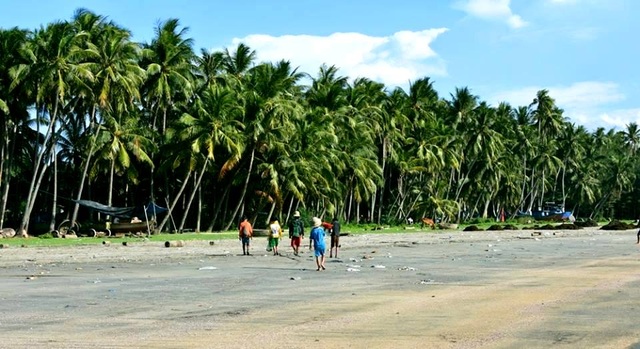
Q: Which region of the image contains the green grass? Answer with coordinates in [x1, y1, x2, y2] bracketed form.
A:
[0, 231, 239, 248]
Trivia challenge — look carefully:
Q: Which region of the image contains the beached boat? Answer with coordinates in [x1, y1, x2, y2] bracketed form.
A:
[531, 203, 575, 222]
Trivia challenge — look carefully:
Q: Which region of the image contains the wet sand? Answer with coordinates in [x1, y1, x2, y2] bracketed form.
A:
[1, 228, 640, 348]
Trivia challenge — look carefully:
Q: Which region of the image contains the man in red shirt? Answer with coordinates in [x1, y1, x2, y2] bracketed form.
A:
[238, 215, 253, 255]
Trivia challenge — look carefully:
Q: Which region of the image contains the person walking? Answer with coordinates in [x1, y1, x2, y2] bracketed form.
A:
[238, 215, 253, 255]
[330, 217, 341, 258]
[269, 219, 283, 256]
[309, 217, 326, 271]
[288, 211, 304, 256]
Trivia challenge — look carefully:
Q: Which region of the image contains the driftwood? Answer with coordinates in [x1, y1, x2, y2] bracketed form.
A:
[1, 228, 16, 238]
[108, 221, 153, 236]
[165, 240, 185, 248]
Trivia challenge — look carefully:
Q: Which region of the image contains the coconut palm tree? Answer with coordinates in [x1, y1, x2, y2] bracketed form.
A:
[70, 17, 146, 226]
[0, 27, 31, 229]
[11, 21, 88, 234]
[620, 122, 640, 155]
[163, 84, 244, 232]
[91, 113, 156, 210]
[221, 60, 305, 229]
[141, 18, 194, 134]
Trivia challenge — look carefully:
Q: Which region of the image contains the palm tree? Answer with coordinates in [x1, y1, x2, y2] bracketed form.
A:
[70, 16, 146, 226]
[531, 89, 564, 143]
[141, 18, 194, 133]
[11, 21, 87, 234]
[91, 112, 156, 211]
[140, 18, 195, 214]
[161, 84, 244, 232]
[221, 59, 304, 230]
[620, 122, 640, 155]
[0, 27, 30, 229]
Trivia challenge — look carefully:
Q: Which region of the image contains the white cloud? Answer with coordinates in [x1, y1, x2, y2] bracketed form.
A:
[599, 109, 640, 129]
[489, 81, 636, 129]
[226, 28, 448, 87]
[455, 0, 528, 28]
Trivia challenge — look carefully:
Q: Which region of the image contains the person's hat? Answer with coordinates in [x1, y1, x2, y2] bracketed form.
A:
[294, 211, 300, 217]
[312, 217, 322, 227]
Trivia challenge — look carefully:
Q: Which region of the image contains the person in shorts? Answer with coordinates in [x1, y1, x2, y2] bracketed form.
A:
[269, 219, 283, 256]
[238, 215, 253, 255]
[309, 217, 326, 271]
[288, 211, 304, 256]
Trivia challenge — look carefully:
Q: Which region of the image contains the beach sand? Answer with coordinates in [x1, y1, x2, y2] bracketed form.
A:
[1, 227, 640, 348]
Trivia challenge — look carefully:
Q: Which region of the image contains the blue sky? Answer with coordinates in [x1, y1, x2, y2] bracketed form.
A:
[1, 0, 638, 130]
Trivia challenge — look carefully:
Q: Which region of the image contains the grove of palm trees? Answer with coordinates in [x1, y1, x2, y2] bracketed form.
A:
[1, 9, 639, 236]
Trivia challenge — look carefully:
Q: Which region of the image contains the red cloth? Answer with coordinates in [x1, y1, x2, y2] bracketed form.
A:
[322, 222, 333, 230]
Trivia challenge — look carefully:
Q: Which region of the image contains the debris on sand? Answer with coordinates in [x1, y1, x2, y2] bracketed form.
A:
[464, 225, 483, 232]
[573, 219, 599, 228]
[371, 265, 386, 269]
[600, 220, 637, 230]
[398, 266, 416, 271]
[346, 268, 360, 272]
[198, 266, 218, 270]
[555, 223, 581, 230]
[165, 240, 185, 248]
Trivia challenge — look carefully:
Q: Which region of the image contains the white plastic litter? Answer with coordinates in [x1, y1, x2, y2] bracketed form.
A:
[198, 266, 218, 270]
[398, 266, 416, 271]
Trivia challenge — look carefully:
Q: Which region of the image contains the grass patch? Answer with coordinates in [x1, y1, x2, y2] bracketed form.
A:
[1, 231, 238, 248]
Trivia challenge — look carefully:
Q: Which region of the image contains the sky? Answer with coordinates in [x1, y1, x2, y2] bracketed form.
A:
[1, 0, 638, 130]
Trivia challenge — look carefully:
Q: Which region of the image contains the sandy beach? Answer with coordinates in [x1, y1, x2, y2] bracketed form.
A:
[1, 227, 640, 348]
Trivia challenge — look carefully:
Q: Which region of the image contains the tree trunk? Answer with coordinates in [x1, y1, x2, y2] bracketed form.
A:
[196, 177, 202, 233]
[107, 157, 115, 221]
[0, 124, 9, 228]
[539, 168, 545, 209]
[561, 162, 567, 211]
[519, 155, 527, 212]
[178, 159, 208, 232]
[71, 106, 98, 227]
[207, 183, 232, 231]
[158, 171, 192, 232]
[22, 150, 52, 234]
[48, 147, 58, 232]
[19, 99, 59, 234]
[347, 189, 353, 223]
[527, 168, 536, 213]
[286, 196, 294, 222]
[376, 137, 389, 224]
[265, 200, 276, 225]
[482, 196, 491, 219]
[223, 148, 255, 231]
